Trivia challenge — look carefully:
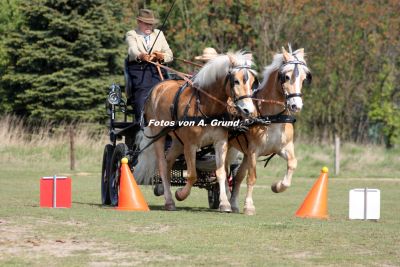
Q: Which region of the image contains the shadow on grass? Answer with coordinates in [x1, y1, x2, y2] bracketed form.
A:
[72, 201, 103, 208]
[148, 204, 237, 214]
[72, 202, 233, 214]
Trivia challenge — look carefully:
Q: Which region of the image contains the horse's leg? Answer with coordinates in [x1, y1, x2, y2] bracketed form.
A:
[175, 144, 197, 201]
[166, 139, 183, 172]
[271, 142, 297, 193]
[230, 154, 248, 213]
[165, 139, 183, 195]
[214, 139, 231, 212]
[243, 152, 257, 215]
[154, 136, 176, 210]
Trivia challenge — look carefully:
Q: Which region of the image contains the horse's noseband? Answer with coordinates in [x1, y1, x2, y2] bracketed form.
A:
[285, 92, 303, 99]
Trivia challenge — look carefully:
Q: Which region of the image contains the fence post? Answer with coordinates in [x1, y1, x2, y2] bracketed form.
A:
[69, 125, 75, 171]
[334, 134, 340, 175]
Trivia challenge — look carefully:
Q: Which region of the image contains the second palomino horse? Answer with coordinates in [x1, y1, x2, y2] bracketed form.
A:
[229, 47, 312, 215]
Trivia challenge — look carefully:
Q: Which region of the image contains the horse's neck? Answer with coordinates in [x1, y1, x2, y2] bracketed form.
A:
[258, 71, 286, 115]
[196, 80, 227, 115]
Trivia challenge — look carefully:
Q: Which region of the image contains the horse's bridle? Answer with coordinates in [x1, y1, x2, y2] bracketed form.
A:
[252, 59, 311, 116]
[224, 65, 257, 106]
[278, 59, 309, 102]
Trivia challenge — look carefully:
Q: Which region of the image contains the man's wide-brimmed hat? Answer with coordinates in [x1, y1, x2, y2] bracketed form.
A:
[136, 9, 159, 25]
[195, 47, 218, 62]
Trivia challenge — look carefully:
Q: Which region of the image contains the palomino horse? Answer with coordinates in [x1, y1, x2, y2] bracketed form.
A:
[229, 47, 312, 215]
[134, 51, 258, 211]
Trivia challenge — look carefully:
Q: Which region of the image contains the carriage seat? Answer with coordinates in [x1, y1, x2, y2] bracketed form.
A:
[124, 57, 134, 105]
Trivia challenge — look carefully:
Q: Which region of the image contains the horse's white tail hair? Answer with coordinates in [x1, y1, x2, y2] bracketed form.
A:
[133, 127, 158, 185]
[226, 147, 243, 169]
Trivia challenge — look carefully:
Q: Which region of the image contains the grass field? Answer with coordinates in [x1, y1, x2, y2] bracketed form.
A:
[0, 118, 399, 266]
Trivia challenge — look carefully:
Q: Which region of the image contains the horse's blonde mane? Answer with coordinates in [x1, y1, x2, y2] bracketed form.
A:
[193, 51, 254, 89]
[259, 49, 309, 89]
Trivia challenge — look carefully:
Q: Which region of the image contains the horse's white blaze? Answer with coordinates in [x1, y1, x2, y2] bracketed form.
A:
[288, 96, 303, 112]
[245, 73, 252, 96]
[235, 69, 256, 114]
[287, 69, 304, 112]
[294, 73, 301, 94]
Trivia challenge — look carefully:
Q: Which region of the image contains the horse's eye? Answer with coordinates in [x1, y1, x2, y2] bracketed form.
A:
[285, 75, 290, 81]
[234, 80, 240, 85]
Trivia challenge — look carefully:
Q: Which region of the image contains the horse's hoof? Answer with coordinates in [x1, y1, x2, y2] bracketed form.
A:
[271, 183, 279, 193]
[231, 206, 240, 213]
[271, 182, 288, 193]
[244, 207, 256, 215]
[219, 204, 232, 213]
[164, 202, 176, 211]
[153, 184, 164, 196]
[175, 188, 187, 201]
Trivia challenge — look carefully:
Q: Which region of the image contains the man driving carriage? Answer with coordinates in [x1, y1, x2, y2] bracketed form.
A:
[125, 8, 173, 122]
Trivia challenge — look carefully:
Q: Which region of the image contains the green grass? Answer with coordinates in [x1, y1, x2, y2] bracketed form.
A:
[0, 140, 399, 266]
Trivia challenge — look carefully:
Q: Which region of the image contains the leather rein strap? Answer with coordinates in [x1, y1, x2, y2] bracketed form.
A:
[147, 60, 230, 108]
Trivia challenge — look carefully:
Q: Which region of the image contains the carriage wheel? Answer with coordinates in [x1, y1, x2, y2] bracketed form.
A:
[229, 163, 240, 192]
[207, 164, 239, 209]
[208, 184, 220, 209]
[108, 143, 129, 206]
[101, 144, 114, 205]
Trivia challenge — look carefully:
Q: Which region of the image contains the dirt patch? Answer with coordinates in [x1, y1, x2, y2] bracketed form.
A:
[0, 220, 183, 265]
[89, 250, 183, 267]
[0, 221, 96, 259]
[129, 224, 171, 234]
[291, 251, 316, 259]
[29, 216, 88, 227]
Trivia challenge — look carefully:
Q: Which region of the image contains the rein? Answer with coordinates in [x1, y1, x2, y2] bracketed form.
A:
[146, 60, 192, 83]
[175, 58, 203, 68]
[146, 60, 252, 110]
[146, 61, 225, 105]
[252, 98, 286, 108]
[139, 58, 261, 148]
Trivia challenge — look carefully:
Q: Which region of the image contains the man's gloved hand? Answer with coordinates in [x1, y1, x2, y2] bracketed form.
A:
[139, 52, 163, 63]
[153, 51, 164, 62]
[139, 53, 157, 62]
[138, 53, 151, 62]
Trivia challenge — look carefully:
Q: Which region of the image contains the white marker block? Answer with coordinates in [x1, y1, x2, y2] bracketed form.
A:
[349, 188, 380, 220]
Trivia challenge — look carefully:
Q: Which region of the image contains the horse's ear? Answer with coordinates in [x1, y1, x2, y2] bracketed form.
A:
[282, 47, 291, 62]
[296, 48, 305, 57]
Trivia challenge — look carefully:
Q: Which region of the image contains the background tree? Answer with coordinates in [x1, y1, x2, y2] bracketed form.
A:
[1, 0, 125, 122]
[0, 0, 399, 146]
[0, 0, 22, 112]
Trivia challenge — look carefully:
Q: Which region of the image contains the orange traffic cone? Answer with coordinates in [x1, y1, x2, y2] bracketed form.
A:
[116, 158, 150, 211]
[295, 167, 329, 219]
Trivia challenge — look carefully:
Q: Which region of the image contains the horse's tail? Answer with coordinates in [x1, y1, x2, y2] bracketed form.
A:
[133, 127, 158, 185]
[226, 147, 243, 168]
